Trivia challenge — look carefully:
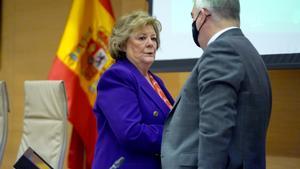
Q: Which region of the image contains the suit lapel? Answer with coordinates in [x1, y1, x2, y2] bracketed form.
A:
[120, 59, 171, 117]
[140, 84, 171, 118]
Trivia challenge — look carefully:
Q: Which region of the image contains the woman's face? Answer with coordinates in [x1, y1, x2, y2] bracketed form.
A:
[124, 25, 157, 71]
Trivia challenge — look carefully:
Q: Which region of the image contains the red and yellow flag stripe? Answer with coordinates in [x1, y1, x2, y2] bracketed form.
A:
[57, 0, 114, 106]
[48, 0, 115, 168]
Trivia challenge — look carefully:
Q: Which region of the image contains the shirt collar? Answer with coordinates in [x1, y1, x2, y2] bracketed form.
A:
[207, 27, 238, 46]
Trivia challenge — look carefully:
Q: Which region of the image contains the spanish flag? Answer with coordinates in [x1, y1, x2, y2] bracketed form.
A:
[48, 0, 114, 168]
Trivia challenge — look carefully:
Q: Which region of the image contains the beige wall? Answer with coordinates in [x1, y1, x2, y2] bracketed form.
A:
[0, 0, 299, 168]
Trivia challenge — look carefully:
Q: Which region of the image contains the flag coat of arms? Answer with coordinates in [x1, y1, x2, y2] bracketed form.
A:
[48, 0, 115, 168]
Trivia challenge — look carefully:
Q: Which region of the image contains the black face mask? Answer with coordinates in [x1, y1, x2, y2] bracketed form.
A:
[192, 10, 209, 47]
[192, 20, 200, 47]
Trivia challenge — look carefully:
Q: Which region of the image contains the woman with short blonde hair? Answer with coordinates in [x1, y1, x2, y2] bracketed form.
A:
[109, 11, 162, 60]
[92, 11, 173, 169]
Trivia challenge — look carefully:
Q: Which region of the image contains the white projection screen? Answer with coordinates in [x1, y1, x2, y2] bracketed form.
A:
[149, 0, 300, 71]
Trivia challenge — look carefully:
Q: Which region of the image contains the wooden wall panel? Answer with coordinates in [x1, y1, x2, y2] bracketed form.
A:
[111, 0, 148, 18]
[0, 0, 72, 168]
[267, 70, 300, 157]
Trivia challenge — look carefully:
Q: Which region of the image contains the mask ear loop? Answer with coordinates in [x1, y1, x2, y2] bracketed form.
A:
[198, 11, 211, 32]
[195, 8, 211, 32]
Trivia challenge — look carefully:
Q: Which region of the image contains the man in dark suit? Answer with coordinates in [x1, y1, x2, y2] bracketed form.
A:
[161, 0, 272, 169]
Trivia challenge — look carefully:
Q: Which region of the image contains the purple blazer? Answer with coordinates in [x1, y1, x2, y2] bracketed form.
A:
[92, 59, 174, 169]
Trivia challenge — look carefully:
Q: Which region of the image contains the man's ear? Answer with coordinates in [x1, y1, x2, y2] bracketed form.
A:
[202, 8, 211, 16]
